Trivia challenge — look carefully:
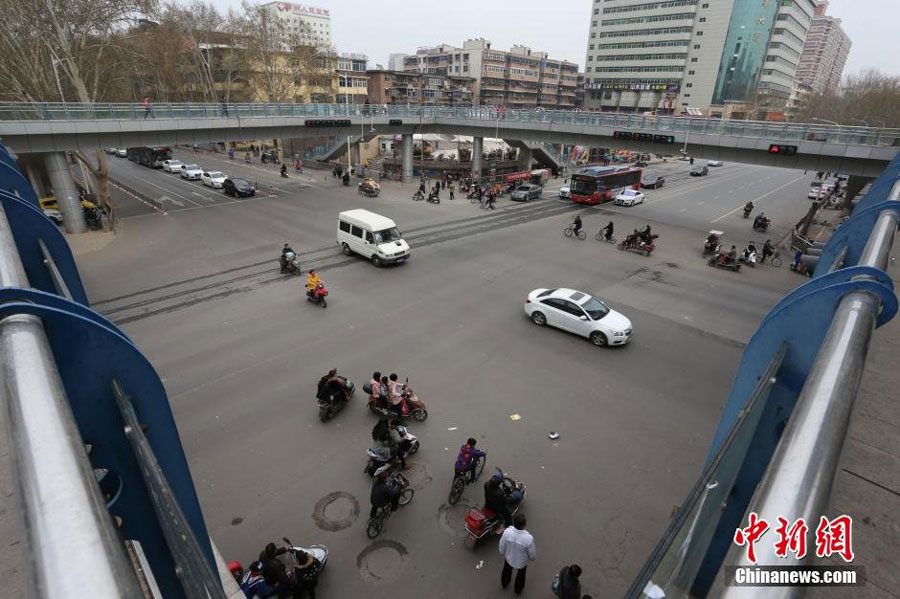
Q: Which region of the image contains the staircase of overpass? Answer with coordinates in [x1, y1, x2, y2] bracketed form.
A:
[1, 119, 899, 597]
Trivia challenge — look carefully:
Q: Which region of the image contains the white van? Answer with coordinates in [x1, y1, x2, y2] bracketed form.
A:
[337, 209, 410, 266]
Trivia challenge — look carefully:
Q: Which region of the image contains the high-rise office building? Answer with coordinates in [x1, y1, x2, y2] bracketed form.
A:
[583, 0, 818, 117]
[795, 1, 851, 94]
[402, 39, 579, 109]
[258, 2, 332, 48]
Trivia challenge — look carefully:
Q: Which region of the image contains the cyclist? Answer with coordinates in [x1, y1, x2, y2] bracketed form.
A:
[602, 221, 614, 241]
[572, 215, 583, 237]
[455, 438, 486, 482]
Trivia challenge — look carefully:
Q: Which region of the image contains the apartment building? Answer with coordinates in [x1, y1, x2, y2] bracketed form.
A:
[402, 39, 579, 109]
[367, 70, 475, 106]
[794, 1, 850, 94]
[337, 53, 369, 104]
[583, 0, 818, 116]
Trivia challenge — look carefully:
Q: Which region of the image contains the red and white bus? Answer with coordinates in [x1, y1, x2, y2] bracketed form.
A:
[569, 166, 642, 205]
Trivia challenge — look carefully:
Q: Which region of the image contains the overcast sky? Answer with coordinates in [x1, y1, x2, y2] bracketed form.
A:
[211, 0, 898, 77]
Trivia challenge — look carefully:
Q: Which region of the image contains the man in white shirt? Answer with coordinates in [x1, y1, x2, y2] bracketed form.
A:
[499, 514, 536, 595]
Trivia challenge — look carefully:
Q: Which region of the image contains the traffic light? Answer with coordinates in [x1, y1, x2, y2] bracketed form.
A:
[613, 131, 633, 140]
[389, 119, 403, 126]
[614, 131, 674, 144]
[768, 144, 798, 156]
[652, 134, 675, 144]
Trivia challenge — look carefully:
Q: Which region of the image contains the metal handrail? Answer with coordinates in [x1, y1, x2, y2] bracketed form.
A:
[719, 182, 900, 598]
[0, 205, 144, 598]
[0, 102, 897, 146]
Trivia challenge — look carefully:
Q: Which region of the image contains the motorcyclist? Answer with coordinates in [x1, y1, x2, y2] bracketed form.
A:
[258, 542, 290, 588]
[484, 471, 512, 531]
[744, 201, 754, 216]
[706, 232, 720, 248]
[317, 368, 348, 408]
[388, 418, 412, 469]
[455, 438, 487, 481]
[368, 433, 394, 474]
[368, 371, 384, 409]
[289, 550, 323, 599]
[640, 225, 654, 245]
[280, 163, 288, 178]
[342, 172, 350, 186]
[761, 239, 775, 263]
[306, 269, 322, 297]
[280, 243, 296, 272]
[625, 229, 640, 246]
[572, 215, 582, 237]
[742, 243, 758, 263]
[754, 212, 767, 229]
[244, 152, 251, 163]
[719, 245, 737, 265]
[602, 221, 614, 241]
[370, 468, 401, 518]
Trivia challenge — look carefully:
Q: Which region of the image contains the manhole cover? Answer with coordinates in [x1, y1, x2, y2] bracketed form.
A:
[312, 492, 359, 532]
[438, 502, 473, 538]
[357, 540, 409, 582]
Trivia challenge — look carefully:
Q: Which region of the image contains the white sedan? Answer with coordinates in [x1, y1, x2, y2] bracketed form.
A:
[180, 163, 204, 180]
[115, 148, 127, 157]
[614, 189, 645, 206]
[559, 185, 571, 199]
[163, 159, 183, 173]
[707, 160, 724, 167]
[201, 171, 227, 188]
[524, 287, 633, 347]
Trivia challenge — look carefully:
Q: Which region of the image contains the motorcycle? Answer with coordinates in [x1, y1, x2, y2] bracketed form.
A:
[739, 248, 758, 268]
[317, 378, 355, 422]
[232, 537, 328, 592]
[412, 190, 425, 201]
[280, 251, 300, 274]
[426, 192, 441, 204]
[753, 218, 770, 232]
[743, 204, 754, 219]
[363, 424, 419, 476]
[363, 378, 428, 421]
[463, 469, 526, 549]
[708, 255, 742, 272]
[617, 235, 657, 257]
[306, 283, 328, 308]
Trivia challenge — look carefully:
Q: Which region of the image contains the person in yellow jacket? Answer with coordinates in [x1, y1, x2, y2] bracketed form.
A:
[306, 269, 322, 293]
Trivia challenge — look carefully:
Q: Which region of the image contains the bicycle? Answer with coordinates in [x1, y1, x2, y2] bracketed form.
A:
[448, 454, 486, 505]
[595, 230, 617, 243]
[366, 473, 414, 539]
[563, 226, 586, 240]
[761, 250, 783, 267]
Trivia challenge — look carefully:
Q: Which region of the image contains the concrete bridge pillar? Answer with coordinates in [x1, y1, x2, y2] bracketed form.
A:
[472, 137, 483, 180]
[44, 152, 86, 233]
[518, 147, 533, 172]
[401, 134, 414, 183]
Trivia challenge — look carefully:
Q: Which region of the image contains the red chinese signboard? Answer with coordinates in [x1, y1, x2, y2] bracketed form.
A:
[504, 170, 532, 182]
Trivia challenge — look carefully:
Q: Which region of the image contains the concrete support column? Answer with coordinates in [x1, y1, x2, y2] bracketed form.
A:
[44, 152, 86, 234]
[518, 147, 533, 172]
[843, 175, 872, 212]
[25, 164, 45, 197]
[401, 134, 414, 184]
[472, 137, 483, 180]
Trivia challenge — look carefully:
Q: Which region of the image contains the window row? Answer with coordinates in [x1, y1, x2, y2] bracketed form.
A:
[601, 12, 696, 26]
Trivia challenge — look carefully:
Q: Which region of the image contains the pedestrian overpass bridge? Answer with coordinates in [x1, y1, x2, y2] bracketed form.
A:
[0, 102, 897, 177]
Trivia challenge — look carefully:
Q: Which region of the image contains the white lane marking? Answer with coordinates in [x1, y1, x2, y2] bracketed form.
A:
[709, 174, 808, 223]
[678, 208, 687, 213]
[128, 173, 203, 206]
[192, 192, 204, 197]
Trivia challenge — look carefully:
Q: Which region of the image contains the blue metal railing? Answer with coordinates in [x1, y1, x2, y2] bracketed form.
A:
[0, 102, 897, 147]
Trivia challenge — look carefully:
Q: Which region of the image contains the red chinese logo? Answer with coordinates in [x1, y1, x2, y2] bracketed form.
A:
[815, 515, 855, 562]
[733, 512, 770, 564]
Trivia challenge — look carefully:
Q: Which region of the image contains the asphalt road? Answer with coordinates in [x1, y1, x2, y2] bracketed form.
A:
[65, 154, 817, 597]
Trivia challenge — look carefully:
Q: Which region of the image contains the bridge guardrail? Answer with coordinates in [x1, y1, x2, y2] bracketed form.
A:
[0, 102, 897, 147]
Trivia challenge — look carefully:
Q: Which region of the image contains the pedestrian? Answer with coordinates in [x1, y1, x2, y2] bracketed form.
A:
[143, 97, 153, 119]
[689, 156, 694, 165]
[220, 97, 228, 117]
[554, 564, 582, 599]
[499, 514, 535, 595]
[448, 181, 455, 200]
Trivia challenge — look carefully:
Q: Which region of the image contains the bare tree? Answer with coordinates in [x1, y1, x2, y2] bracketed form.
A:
[793, 69, 900, 127]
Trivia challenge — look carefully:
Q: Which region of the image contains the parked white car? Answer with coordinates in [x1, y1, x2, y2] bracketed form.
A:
[180, 164, 204, 180]
[201, 171, 227, 188]
[614, 189, 645, 206]
[115, 148, 127, 157]
[559, 185, 571, 199]
[163, 159, 183, 173]
[707, 160, 724, 167]
[524, 287, 633, 347]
